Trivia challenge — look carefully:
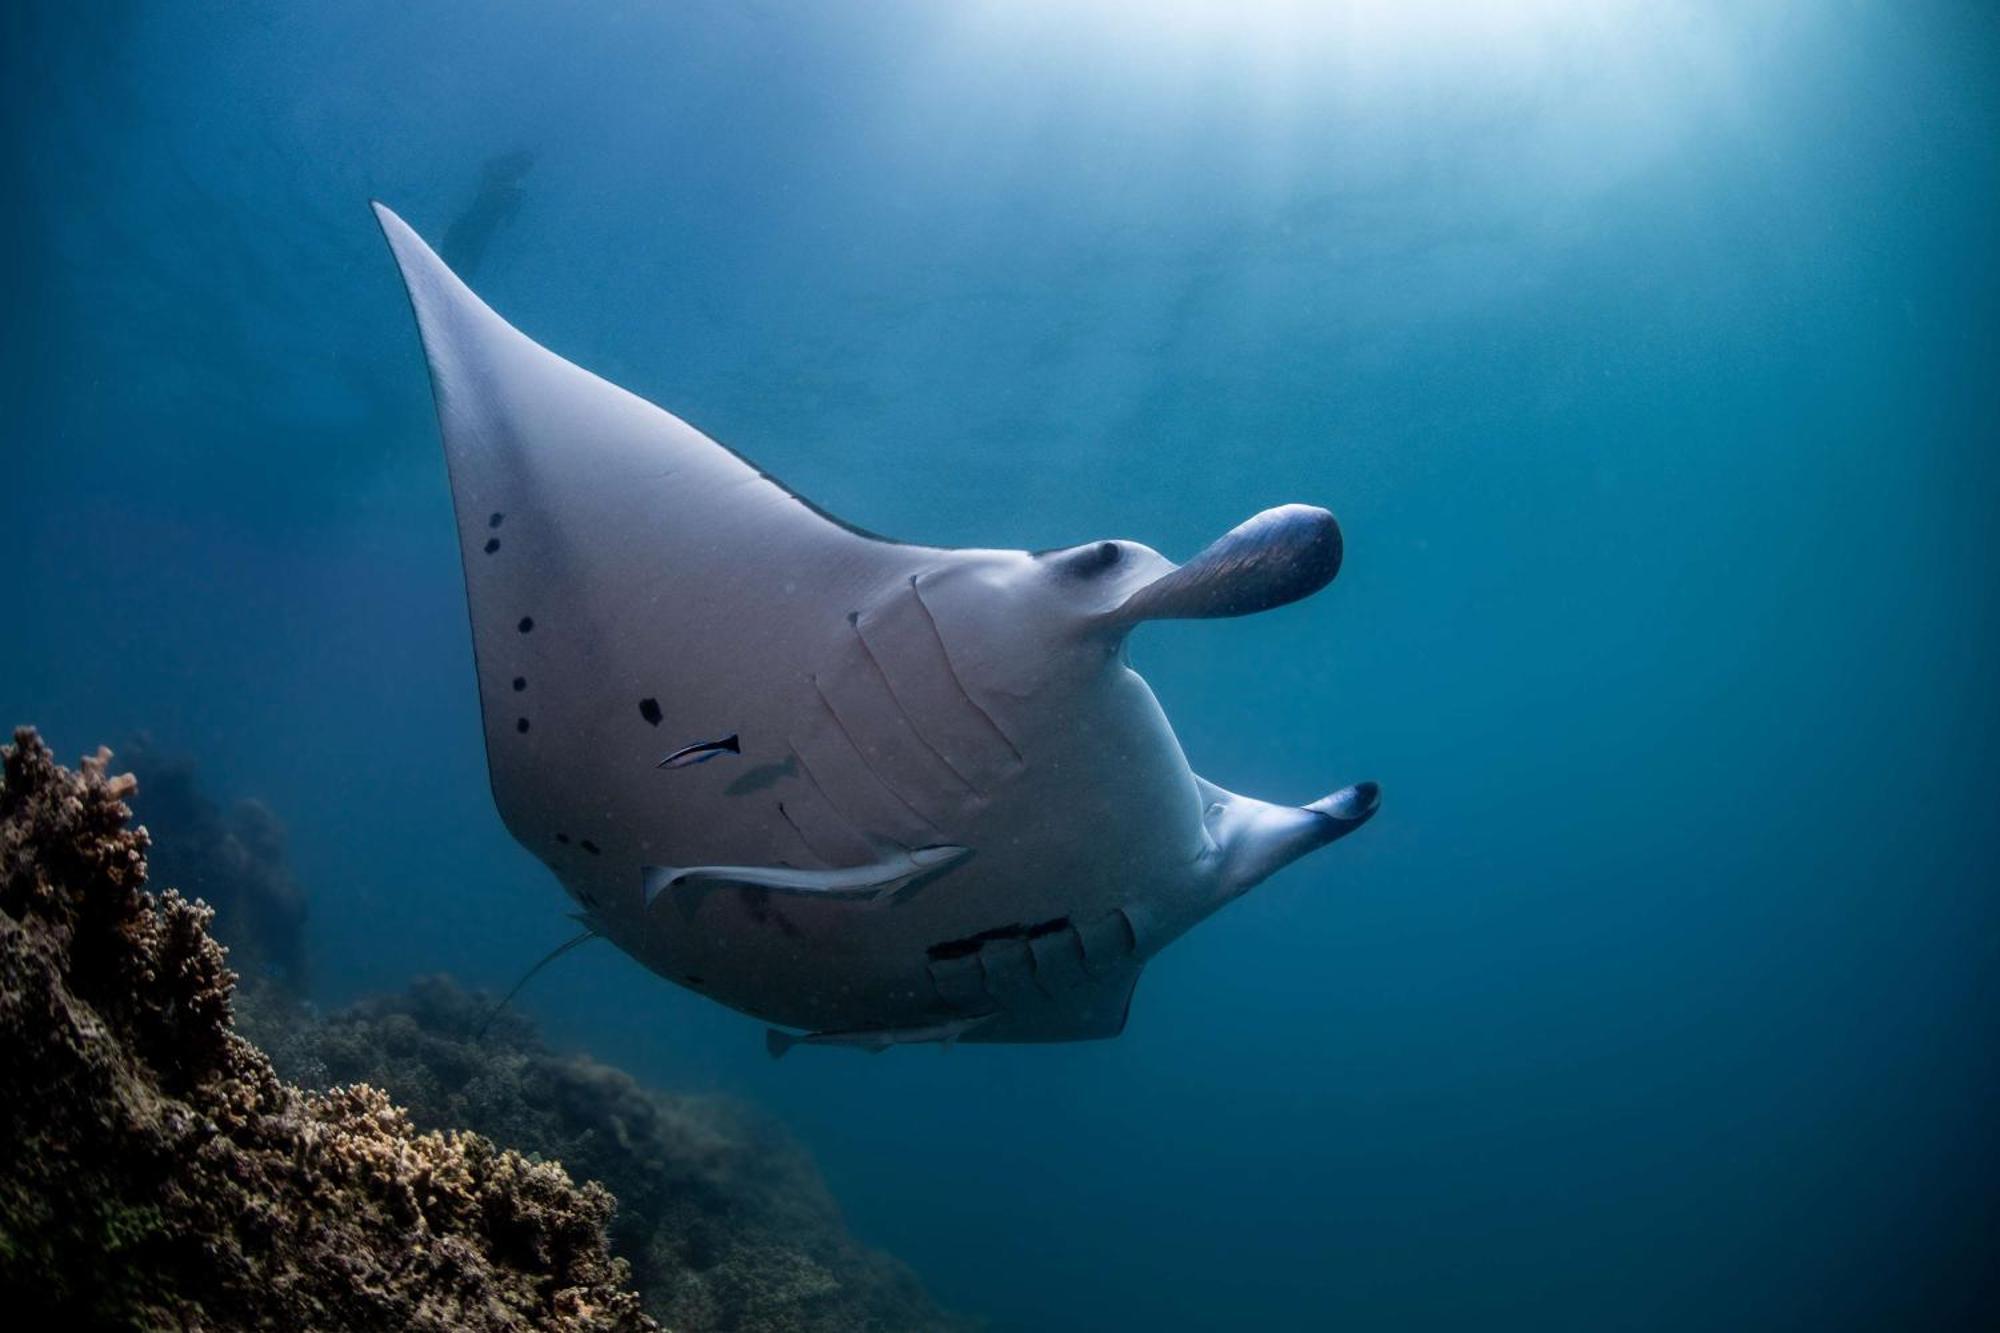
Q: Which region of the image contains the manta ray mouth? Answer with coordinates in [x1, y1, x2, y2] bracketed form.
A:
[1115, 504, 1343, 624]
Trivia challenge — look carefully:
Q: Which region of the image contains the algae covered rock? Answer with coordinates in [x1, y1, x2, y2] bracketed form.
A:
[250, 976, 979, 1333]
[120, 736, 313, 991]
[0, 728, 653, 1332]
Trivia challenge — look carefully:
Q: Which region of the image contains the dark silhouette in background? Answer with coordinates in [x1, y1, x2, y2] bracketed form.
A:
[441, 149, 535, 280]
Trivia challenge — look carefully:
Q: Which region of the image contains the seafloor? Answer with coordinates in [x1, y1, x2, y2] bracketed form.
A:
[0, 728, 973, 1332]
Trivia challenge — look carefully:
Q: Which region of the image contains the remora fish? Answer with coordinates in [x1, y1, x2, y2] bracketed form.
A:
[765, 1013, 999, 1059]
[642, 844, 970, 913]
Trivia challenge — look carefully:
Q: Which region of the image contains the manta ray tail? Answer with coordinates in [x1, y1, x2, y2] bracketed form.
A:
[475, 926, 602, 1040]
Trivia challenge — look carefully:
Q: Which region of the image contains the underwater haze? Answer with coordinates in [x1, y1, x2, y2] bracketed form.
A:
[4, 1, 1997, 1328]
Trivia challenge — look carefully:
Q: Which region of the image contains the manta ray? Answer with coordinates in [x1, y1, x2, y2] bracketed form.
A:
[373, 202, 1379, 1053]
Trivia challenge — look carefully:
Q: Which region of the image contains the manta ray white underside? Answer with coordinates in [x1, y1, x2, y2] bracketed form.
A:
[373, 202, 1379, 1052]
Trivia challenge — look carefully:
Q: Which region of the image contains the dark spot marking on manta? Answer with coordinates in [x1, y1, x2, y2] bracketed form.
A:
[639, 697, 662, 726]
[518, 616, 534, 633]
[739, 886, 804, 939]
[555, 833, 570, 844]
[484, 537, 501, 554]
[579, 839, 600, 855]
[684, 974, 705, 987]
[513, 676, 527, 692]
[723, 754, 797, 796]
[516, 718, 530, 734]
[489, 512, 504, 528]
[927, 916, 1072, 963]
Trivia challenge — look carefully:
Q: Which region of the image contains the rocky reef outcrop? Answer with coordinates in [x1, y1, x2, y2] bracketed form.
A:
[0, 727, 974, 1331]
[246, 977, 976, 1333]
[120, 736, 312, 991]
[0, 729, 653, 1331]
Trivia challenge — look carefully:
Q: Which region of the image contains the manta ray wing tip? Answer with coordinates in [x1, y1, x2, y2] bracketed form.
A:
[369, 198, 410, 237]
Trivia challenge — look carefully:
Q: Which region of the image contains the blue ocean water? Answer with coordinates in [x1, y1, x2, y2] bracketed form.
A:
[4, 2, 1995, 1328]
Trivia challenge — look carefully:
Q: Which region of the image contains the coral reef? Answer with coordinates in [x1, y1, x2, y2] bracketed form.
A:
[247, 976, 977, 1333]
[0, 729, 652, 1331]
[121, 735, 311, 989]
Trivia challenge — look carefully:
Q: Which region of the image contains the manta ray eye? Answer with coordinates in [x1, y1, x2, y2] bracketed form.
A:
[1060, 541, 1122, 579]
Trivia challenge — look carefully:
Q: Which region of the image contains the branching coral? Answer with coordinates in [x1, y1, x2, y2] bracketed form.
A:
[0, 728, 653, 1331]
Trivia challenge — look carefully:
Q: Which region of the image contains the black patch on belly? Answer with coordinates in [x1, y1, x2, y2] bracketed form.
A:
[927, 916, 1071, 962]
[639, 697, 663, 726]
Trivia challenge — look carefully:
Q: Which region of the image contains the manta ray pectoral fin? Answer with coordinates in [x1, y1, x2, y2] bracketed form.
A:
[372, 204, 927, 855]
[1200, 776, 1381, 893]
[1106, 505, 1343, 626]
[643, 844, 971, 913]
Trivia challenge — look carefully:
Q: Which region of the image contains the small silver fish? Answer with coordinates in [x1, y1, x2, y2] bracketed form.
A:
[657, 733, 741, 769]
[765, 1012, 997, 1059]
